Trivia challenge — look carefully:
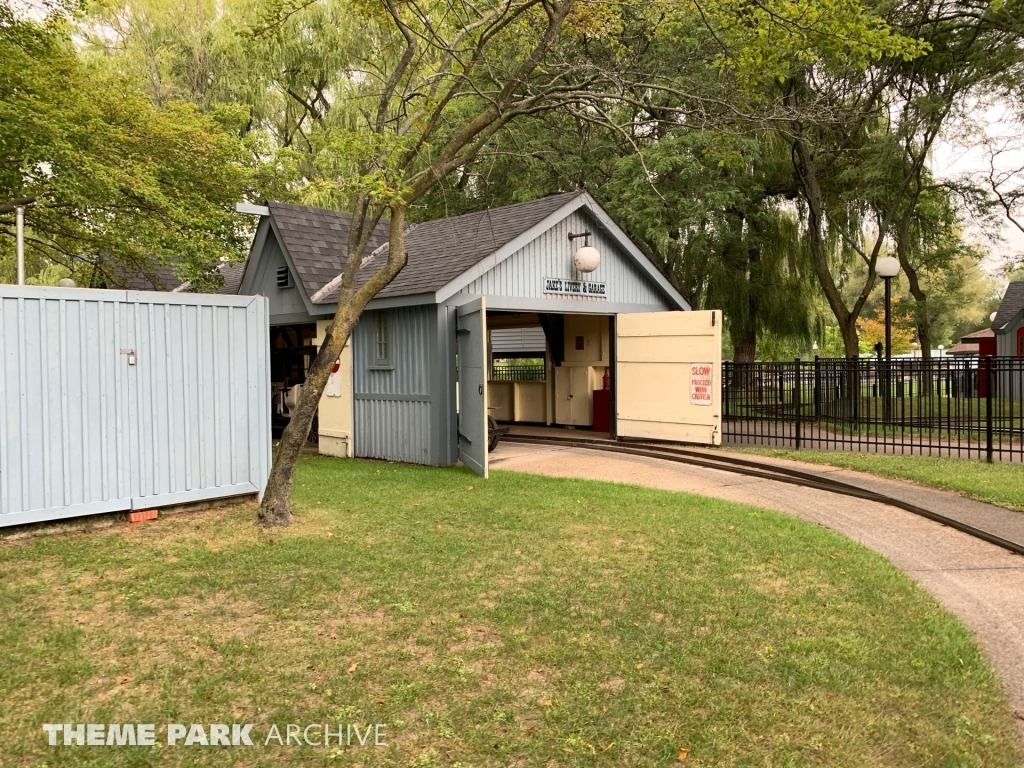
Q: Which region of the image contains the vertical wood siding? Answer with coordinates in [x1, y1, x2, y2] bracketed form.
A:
[459, 209, 671, 308]
[352, 304, 433, 464]
[0, 286, 271, 528]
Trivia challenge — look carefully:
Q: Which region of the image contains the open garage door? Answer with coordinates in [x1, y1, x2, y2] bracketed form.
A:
[457, 298, 488, 477]
[616, 310, 721, 445]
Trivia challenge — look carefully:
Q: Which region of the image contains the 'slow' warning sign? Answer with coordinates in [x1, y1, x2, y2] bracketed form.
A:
[689, 363, 714, 405]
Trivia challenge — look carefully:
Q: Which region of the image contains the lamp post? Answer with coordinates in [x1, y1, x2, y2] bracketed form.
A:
[876, 257, 901, 361]
[876, 257, 901, 423]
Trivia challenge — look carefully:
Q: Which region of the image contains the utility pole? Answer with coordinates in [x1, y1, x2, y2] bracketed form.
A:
[15, 204, 25, 286]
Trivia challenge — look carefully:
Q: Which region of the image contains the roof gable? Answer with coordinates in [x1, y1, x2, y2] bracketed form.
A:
[267, 202, 390, 300]
[371, 192, 581, 301]
[450, 205, 679, 309]
[993, 281, 1024, 331]
[250, 192, 687, 311]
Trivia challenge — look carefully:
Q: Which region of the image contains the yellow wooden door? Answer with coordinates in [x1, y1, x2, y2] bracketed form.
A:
[616, 310, 721, 444]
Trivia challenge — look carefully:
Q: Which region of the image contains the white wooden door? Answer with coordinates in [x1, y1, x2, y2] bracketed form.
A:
[616, 310, 721, 444]
[456, 298, 488, 477]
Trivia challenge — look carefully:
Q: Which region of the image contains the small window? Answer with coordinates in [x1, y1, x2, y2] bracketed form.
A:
[277, 266, 292, 288]
[371, 312, 392, 369]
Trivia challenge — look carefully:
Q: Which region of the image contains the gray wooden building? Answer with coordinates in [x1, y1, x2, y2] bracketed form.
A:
[238, 192, 722, 476]
[992, 281, 1024, 357]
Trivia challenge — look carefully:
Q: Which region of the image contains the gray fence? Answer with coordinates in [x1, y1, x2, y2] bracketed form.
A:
[0, 286, 271, 528]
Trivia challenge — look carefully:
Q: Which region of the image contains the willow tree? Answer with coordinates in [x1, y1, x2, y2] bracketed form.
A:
[257, 0, 586, 527]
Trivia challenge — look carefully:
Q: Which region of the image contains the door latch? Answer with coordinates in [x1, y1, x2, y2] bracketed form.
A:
[120, 348, 136, 365]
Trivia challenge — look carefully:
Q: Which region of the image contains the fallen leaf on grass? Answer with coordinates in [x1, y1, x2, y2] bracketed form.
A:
[543, 700, 552, 707]
[347, 662, 358, 674]
[677, 747, 689, 761]
[635, 663, 644, 670]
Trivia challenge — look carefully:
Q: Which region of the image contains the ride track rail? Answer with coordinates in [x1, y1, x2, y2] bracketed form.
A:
[501, 433, 1024, 558]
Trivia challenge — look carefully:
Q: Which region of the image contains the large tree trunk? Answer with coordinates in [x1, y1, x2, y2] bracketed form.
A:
[258, 208, 409, 527]
[732, 330, 756, 363]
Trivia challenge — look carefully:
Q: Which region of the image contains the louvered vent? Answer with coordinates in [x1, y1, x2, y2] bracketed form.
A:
[276, 266, 292, 288]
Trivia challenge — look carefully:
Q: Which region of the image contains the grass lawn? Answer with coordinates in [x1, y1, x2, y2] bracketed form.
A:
[728, 448, 1024, 512]
[0, 457, 1019, 767]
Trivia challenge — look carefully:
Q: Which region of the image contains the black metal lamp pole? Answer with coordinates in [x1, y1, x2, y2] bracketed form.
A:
[876, 257, 901, 425]
[884, 274, 893, 362]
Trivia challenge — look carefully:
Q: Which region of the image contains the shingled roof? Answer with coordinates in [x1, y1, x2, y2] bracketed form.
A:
[267, 202, 391, 300]
[103, 258, 244, 294]
[993, 281, 1024, 331]
[303, 192, 582, 304]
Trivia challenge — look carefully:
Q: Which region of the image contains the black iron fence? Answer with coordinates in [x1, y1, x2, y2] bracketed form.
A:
[723, 357, 1024, 462]
[491, 360, 546, 381]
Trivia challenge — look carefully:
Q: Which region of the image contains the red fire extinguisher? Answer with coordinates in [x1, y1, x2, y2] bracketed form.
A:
[602, 366, 610, 390]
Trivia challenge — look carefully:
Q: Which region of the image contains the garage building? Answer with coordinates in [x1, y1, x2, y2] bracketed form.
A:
[238, 191, 721, 476]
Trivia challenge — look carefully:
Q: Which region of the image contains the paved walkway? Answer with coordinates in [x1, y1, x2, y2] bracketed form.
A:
[490, 441, 1024, 737]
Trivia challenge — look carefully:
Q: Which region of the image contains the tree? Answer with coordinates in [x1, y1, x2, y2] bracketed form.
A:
[782, 0, 1024, 357]
[0, 3, 253, 288]
[856, 298, 916, 355]
[257, 0, 587, 527]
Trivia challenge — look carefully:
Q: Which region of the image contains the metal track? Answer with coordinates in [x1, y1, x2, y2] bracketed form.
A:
[502, 434, 1024, 557]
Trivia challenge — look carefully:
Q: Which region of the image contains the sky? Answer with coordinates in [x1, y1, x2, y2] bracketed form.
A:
[930, 104, 1024, 277]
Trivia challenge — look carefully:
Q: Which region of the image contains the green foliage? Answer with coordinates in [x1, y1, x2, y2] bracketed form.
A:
[0, 2, 254, 287]
[24, 0, 1012, 361]
[677, 0, 927, 81]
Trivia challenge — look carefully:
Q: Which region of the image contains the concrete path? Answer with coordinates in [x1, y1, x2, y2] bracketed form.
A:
[490, 441, 1024, 736]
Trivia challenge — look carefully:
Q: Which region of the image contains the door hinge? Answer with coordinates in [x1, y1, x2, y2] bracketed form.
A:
[711, 311, 716, 327]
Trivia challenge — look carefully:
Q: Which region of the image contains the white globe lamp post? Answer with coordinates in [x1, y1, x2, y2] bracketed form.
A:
[876, 257, 901, 361]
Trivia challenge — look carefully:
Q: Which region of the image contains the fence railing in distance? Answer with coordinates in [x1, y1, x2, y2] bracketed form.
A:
[491, 362, 546, 382]
[722, 356, 1023, 463]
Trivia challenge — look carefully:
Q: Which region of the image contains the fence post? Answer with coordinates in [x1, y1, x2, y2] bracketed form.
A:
[723, 362, 730, 419]
[794, 358, 802, 450]
[985, 356, 994, 463]
[813, 355, 820, 418]
[852, 357, 860, 425]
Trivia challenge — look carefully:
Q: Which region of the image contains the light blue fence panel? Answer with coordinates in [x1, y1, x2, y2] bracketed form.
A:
[0, 286, 270, 528]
